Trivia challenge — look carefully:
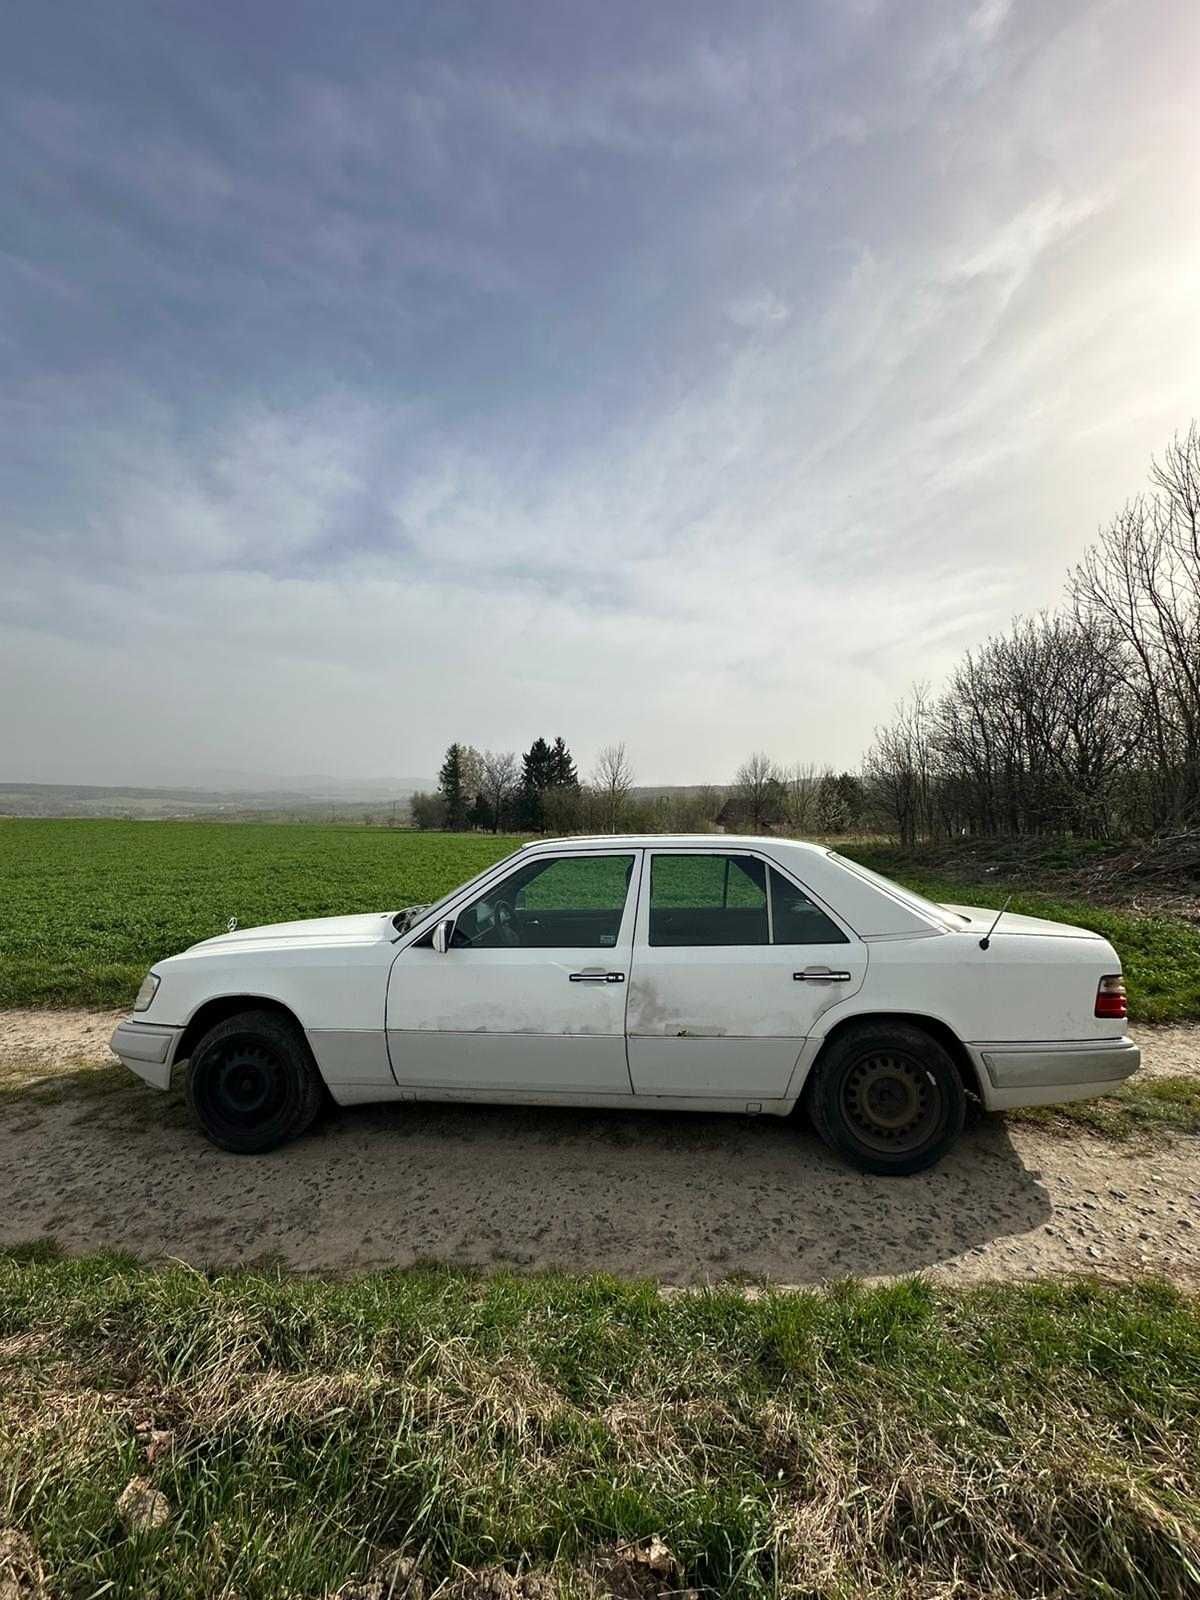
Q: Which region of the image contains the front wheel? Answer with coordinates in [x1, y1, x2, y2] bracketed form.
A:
[185, 1009, 325, 1154]
[807, 1021, 966, 1176]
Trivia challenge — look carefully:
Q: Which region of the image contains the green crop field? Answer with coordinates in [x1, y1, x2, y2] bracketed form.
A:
[0, 821, 525, 1008]
[1, 818, 1197, 1018]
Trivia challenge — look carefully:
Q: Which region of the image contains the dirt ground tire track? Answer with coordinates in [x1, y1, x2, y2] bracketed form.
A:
[1, 1009, 1197, 1286]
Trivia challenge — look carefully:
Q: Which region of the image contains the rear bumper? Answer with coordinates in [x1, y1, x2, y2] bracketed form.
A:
[972, 1036, 1140, 1110]
[109, 1020, 183, 1090]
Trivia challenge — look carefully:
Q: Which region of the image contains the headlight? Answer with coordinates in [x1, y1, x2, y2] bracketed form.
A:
[134, 971, 161, 1012]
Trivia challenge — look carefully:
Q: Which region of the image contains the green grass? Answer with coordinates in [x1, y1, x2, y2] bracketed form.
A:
[1014, 1073, 1200, 1141]
[1, 819, 1196, 1019]
[1, 1252, 1199, 1598]
[841, 842, 1200, 1024]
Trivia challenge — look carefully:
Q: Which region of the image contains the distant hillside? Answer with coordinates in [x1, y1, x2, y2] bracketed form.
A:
[0, 782, 431, 821]
[0, 779, 732, 823]
[628, 784, 727, 801]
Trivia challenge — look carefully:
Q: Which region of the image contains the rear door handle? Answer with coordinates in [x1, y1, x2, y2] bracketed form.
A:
[794, 967, 853, 982]
[569, 969, 625, 984]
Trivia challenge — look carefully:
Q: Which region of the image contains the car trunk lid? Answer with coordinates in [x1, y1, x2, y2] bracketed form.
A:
[940, 903, 1103, 939]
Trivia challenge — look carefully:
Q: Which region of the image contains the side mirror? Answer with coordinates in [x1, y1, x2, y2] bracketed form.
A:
[432, 918, 454, 954]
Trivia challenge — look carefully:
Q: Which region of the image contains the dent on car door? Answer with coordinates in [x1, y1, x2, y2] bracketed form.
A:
[625, 852, 867, 1098]
[386, 850, 641, 1093]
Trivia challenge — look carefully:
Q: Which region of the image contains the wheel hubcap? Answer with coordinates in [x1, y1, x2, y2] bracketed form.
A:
[842, 1051, 941, 1154]
[219, 1050, 273, 1114]
[200, 1039, 287, 1131]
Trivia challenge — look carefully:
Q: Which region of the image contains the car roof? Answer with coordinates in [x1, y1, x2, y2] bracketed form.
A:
[520, 833, 831, 854]
[512, 834, 940, 937]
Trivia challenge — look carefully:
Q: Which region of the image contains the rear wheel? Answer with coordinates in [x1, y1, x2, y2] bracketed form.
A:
[807, 1021, 966, 1176]
[185, 1009, 324, 1154]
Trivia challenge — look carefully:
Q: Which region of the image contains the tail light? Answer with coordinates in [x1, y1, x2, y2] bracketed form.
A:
[1095, 974, 1127, 1019]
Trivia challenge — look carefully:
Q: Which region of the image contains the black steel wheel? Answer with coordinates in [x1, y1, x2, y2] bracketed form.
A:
[185, 1009, 324, 1154]
[808, 1021, 966, 1175]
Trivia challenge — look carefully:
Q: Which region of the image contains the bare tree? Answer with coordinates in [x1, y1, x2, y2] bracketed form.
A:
[458, 745, 485, 807]
[861, 425, 1200, 844]
[782, 762, 822, 832]
[864, 687, 936, 845]
[664, 784, 721, 831]
[480, 750, 518, 834]
[867, 611, 1139, 842]
[731, 753, 785, 831]
[541, 780, 583, 835]
[592, 743, 635, 832]
[693, 784, 721, 829]
[1071, 423, 1200, 829]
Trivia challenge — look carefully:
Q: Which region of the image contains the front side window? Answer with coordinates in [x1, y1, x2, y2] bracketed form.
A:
[648, 854, 849, 947]
[451, 854, 635, 949]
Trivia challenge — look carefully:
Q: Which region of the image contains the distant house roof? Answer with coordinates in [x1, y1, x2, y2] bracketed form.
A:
[715, 796, 786, 832]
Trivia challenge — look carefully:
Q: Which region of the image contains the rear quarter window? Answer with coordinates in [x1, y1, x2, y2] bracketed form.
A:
[769, 866, 848, 944]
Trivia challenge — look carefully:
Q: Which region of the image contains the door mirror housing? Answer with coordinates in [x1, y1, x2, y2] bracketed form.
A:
[432, 918, 454, 955]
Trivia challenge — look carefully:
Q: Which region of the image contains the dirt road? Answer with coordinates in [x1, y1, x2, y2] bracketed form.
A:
[2, 1009, 1198, 1286]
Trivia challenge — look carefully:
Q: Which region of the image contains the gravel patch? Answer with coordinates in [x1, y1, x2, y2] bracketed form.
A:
[0, 1007, 125, 1077]
[0, 1010, 1196, 1286]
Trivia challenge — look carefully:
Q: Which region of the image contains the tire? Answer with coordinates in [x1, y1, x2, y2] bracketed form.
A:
[185, 1009, 325, 1154]
[807, 1021, 967, 1176]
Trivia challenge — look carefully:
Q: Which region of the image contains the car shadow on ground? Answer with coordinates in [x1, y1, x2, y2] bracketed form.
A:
[1, 1073, 1052, 1283]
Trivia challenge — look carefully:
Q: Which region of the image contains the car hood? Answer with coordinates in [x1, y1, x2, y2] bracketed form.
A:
[189, 912, 395, 951]
[940, 903, 1101, 940]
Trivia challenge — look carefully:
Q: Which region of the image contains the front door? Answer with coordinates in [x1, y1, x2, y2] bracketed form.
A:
[625, 850, 867, 1098]
[386, 850, 641, 1094]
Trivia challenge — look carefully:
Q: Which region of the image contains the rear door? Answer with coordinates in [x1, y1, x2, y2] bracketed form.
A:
[387, 849, 641, 1094]
[625, 849, 867, 1098]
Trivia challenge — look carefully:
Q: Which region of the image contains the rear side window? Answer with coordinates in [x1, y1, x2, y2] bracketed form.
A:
[648, 855, 848, 947]
[768, 866, 848, 945]
[649, 854, 768, 946]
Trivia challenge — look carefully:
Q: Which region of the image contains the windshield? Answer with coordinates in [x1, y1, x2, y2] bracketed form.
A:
[391, 846, 526, 935]
[829, 854, 970, 929]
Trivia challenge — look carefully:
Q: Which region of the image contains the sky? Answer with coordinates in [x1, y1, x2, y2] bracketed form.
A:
[3, 0, 1197, 790]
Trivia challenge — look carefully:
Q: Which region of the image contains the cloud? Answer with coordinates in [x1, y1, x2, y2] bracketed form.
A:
[726, 290, 791, 331]
[2, 0, 1196, 786]
[970, 0, 1013, 46]
[949, 191, 1105, 302]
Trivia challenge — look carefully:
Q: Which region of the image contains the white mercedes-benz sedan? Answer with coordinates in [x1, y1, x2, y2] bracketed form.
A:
[110, 835, 1140, 1174]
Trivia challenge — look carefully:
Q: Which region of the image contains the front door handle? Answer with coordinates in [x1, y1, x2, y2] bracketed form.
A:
[569, 969, 625, 984]
[794, 967, 853, 982]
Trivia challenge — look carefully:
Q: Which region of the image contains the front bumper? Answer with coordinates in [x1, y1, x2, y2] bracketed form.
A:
[109, 1020, 184, 1090]
[972, 1036, 1141, 1110]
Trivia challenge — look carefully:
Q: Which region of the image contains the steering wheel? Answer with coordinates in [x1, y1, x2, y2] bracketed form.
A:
[457, 897, 518, 948]
[492, 898, 519, 945]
